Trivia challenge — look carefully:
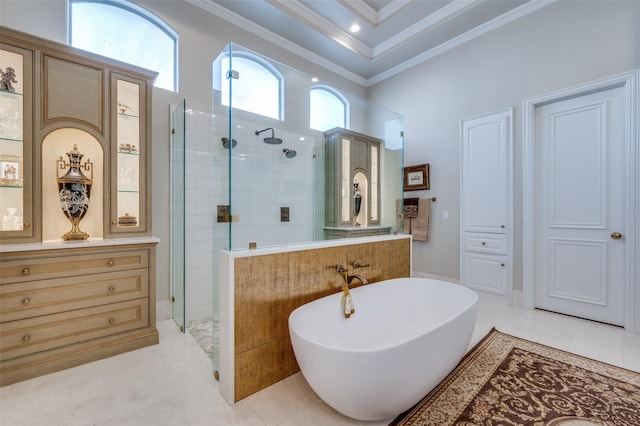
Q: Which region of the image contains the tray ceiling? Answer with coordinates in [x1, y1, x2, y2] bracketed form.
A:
[190, 0, 551, 86]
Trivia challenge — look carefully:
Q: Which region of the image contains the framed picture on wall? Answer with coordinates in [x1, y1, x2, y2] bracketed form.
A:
[404, 163, 430, 191]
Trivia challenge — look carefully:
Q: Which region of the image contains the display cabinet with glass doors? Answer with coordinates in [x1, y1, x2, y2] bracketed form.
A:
[0, 27, 158, 386]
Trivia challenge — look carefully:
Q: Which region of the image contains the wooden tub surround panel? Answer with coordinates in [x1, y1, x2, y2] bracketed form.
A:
[232, 237, 411, 401]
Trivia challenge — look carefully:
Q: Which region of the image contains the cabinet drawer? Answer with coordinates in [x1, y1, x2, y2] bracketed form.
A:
[464, 233, 507, 255]
[0, 298, 148, 361]
[0, 249, 149, 284]
[1, 269, 148, 322]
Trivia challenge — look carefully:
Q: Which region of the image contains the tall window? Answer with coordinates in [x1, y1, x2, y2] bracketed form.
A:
[310, 86, 347, 131]
[70, 0, 177, 91]
[218, 54, 283, 120]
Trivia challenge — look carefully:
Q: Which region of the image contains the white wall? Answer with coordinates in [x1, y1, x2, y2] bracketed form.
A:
[368, 0, 640, 290]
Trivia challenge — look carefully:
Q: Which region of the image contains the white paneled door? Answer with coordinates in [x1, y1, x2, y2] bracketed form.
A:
[535, 86, 626, 326]
[460, 108, 513, 303]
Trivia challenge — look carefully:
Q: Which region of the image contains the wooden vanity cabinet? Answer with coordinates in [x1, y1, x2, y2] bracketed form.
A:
[0, 242, 158, 386]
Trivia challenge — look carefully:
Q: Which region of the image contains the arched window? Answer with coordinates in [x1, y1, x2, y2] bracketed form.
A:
[310, 85, 348, 131]
[218, 53, 283, 120]
[70, 0, 177, 91]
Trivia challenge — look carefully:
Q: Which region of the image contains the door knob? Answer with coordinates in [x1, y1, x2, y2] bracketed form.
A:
[611, 232, 623, 240]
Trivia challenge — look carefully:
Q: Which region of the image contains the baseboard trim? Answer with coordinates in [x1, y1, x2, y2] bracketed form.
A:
[412, 271, 459, 284]
[412, 271, 522, 307]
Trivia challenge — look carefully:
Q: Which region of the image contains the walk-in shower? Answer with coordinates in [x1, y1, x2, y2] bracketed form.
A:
[170, 42, 404, 382]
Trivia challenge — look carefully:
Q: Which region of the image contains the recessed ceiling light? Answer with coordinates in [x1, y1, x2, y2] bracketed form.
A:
[350, 24, 360, 33]
[311, 77, 319, 83]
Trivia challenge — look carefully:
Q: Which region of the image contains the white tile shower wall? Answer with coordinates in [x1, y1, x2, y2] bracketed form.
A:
[184, 110, 318, 324]
[213, 118, 316, 250]
[185, 110, 216, 324]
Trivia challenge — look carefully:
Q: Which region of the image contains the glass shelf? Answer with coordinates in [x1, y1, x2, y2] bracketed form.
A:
[0, 90, 23, 97]
[117, 112, 139, 119]
[115, 79, 141, 232]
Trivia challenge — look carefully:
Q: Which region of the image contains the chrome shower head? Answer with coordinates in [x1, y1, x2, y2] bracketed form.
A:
[221, 137, 237, 149]
[255, 127, 282, 145]
[283, 148, 297, 158]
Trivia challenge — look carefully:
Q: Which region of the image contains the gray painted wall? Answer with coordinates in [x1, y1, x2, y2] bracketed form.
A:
[367, 0, 640, 290]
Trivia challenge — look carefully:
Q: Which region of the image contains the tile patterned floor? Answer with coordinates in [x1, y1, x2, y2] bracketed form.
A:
[1, 297, 639, 426]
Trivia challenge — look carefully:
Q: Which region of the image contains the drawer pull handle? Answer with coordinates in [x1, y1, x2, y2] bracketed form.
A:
[501, 263, 505, 267]
[22, 297, 31, 305]
[481, 242, 486, 246]
[22, 334, 31, 342]
[24, 222, 31, 228]
[22, 267, 30, 275]
[108, 285, 116, 293]
[107, 260, 115, 267]
[108, 317, 116, 324]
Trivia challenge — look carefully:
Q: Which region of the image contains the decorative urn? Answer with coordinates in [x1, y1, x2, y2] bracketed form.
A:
[352, 182, 362, 226]
[56, 145, 93, 240]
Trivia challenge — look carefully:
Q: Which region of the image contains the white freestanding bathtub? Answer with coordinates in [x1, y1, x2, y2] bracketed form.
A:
[288, 277, 478, 421]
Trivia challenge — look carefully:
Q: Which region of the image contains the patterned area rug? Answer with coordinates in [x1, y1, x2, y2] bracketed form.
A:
[390, 328, 640, 426]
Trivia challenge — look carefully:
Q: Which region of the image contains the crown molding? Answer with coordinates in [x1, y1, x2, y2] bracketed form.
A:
[266, 0, 373, 59]
[377, 0, 414, 24]
[191, 0, 554, 87]
[337, 0, 378, 27]
[188, 0, 368, 86]
[337, 0, 414, 27]
[368, 0, 555, 86]
[373, 0, 478, 58]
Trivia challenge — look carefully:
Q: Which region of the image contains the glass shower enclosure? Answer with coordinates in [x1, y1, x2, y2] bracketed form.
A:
[170, 42, 404, 381]
[170, 99, 185, 333]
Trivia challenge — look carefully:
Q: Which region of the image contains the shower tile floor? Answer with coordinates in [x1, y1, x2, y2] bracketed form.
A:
[188, 318, 215, 360]
[2, 297, 639, 426]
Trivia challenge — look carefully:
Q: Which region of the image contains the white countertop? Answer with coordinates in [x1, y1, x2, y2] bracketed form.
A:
[221, 233, 410, 258]
[0, 236, 161, 253]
